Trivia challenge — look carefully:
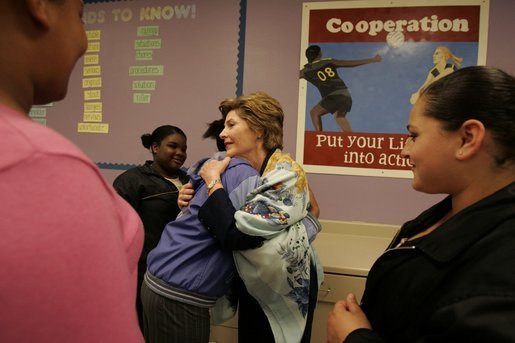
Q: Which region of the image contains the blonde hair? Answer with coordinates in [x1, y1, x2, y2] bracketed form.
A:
[436, 46, 463, 67]
[218, 92, 284, 150]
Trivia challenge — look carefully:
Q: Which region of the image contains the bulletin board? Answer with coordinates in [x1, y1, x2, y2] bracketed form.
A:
[32, 0, 245, 169]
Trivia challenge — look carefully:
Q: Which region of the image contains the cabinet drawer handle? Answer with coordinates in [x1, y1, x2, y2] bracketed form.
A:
[319, 287, 331, 295]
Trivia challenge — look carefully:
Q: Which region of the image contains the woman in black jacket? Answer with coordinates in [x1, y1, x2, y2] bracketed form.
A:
[327, 66, 515, 343]
[113, 125, 188, 331]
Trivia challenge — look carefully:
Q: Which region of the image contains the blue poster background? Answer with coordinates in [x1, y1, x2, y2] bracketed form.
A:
[303, 42, 478, 133]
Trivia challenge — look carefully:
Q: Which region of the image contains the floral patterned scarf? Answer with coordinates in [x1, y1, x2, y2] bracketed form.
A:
[233, 149, 322, 343]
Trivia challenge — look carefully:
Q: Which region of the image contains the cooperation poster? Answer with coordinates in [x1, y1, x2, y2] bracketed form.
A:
[297, 0, 489, 178]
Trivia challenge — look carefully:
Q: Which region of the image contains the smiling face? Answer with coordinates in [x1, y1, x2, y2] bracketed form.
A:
[152, 133, 187, 178]
[401, 98, 462, 194]
[220, 109, 263, 162]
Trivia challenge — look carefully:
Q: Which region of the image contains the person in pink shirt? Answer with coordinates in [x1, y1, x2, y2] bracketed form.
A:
[0, 1, 144, 342]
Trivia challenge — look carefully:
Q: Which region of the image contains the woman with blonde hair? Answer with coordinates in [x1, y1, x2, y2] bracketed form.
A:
[142, 92, 321, 343]
[410, 46, 463, 104]
[197, 91, 322, 343]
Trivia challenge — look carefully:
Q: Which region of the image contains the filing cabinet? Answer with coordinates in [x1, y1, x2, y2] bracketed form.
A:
[209, 220, 398, 343]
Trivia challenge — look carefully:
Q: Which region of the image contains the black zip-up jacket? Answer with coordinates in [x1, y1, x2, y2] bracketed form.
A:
[113, 161, 188, 261]
[346, 182, 515, 343]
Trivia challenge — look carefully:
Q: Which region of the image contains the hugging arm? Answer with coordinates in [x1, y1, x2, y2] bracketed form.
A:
[199, 189, 265, 250]
[198, 189, 322, 249]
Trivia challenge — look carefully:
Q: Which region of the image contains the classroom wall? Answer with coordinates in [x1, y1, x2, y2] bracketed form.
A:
[241, 0, 514, 225]
[82, 0, 515, 225]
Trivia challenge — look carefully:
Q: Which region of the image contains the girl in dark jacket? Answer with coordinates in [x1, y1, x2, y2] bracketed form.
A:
[113, 125, 188, 330]
[327, 66, 515, 343]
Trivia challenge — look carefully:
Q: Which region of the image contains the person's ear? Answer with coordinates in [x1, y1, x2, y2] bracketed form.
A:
[151, 142, 159, 154]
[25, 0, 52, 29]
[255, 129, 265, 141]
[456, 119, 485, 160]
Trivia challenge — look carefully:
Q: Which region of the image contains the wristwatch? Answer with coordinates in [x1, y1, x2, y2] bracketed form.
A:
[206, 178, 220, 193]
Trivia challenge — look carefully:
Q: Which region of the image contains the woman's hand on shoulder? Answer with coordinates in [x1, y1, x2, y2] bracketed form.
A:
[178, 182, 194, 209]
[199, 156, 231, 185]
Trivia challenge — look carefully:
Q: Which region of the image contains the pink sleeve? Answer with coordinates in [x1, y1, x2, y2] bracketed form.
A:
[0, 154, 144, 343]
